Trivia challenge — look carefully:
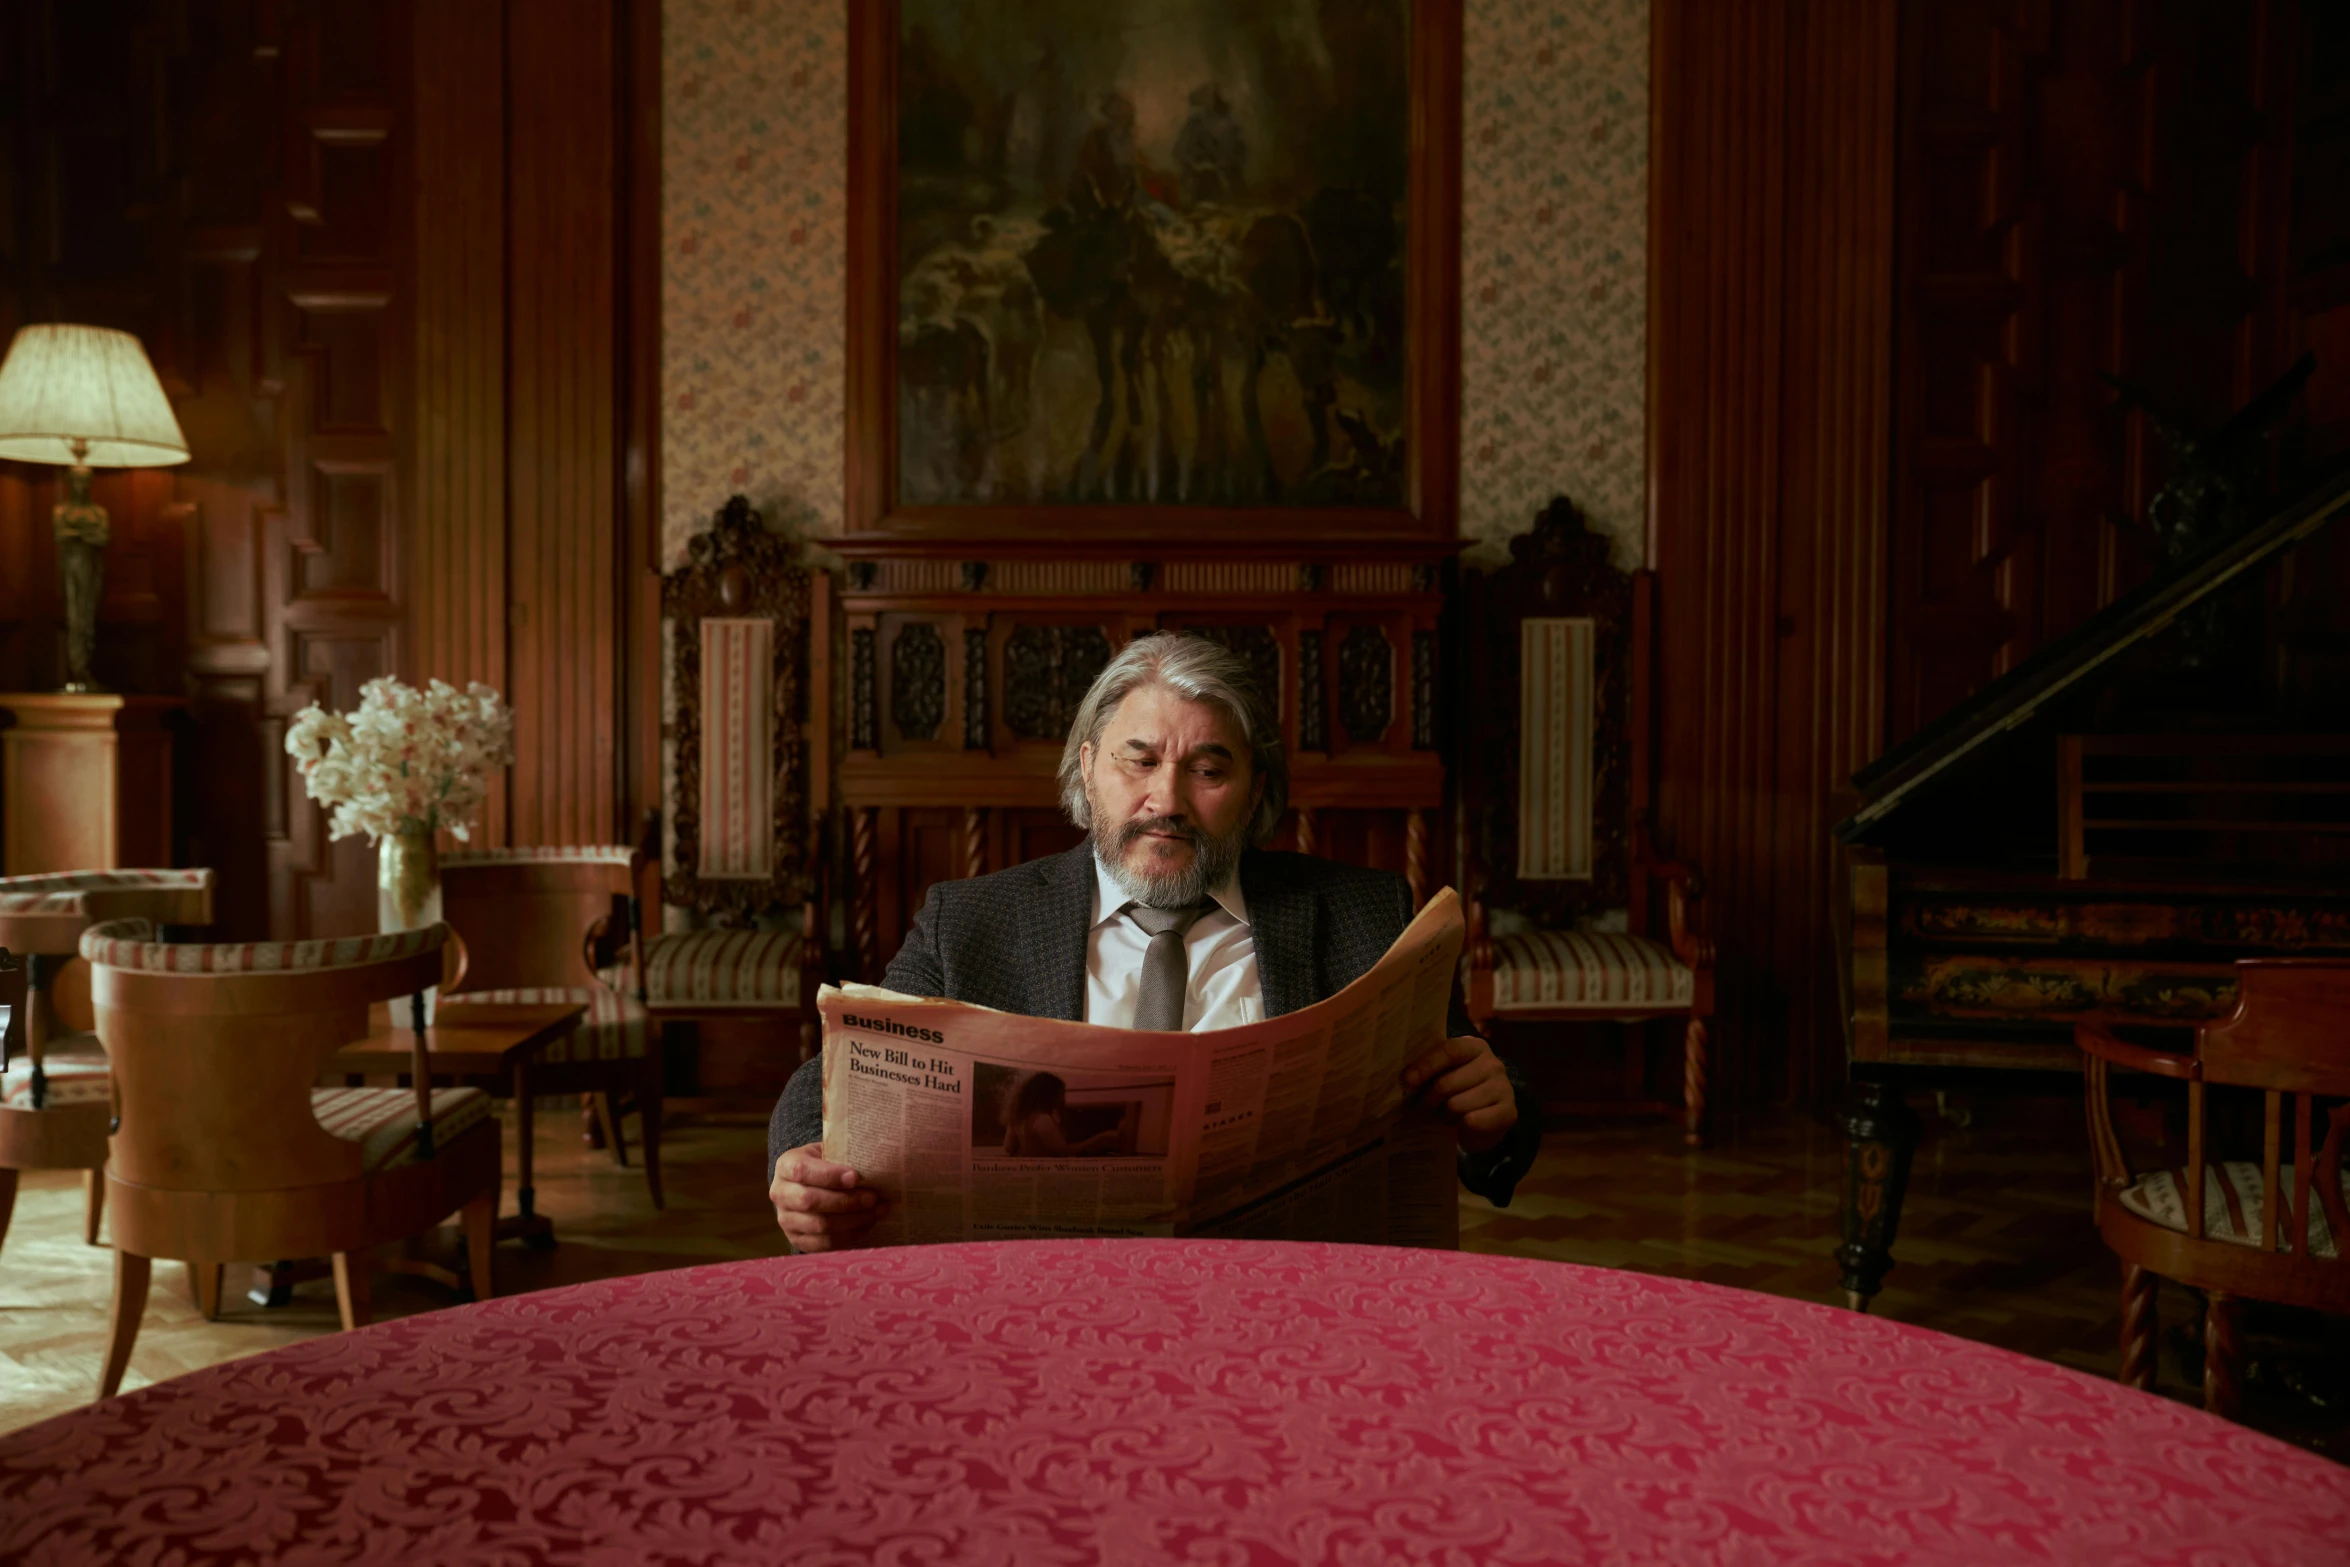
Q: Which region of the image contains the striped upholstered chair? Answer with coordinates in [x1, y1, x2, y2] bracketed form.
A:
[436, 844, 668, 1206]
[1458, 498, 1717, 1144]
[82, 920, 498, 1397]
[655, 495, 831, 1069]
[0, 869, 213, 1256]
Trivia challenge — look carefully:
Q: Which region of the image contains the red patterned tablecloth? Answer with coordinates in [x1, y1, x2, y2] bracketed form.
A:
[2, 1240, 2343, 1565]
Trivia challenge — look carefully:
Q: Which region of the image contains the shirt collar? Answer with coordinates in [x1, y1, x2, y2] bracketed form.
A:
[1090, 847, 1249, 931]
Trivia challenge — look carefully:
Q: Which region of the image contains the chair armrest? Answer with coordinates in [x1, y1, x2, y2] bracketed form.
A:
[2075, 1021, 2200, 1080]
[1631, 811, 1713, 968]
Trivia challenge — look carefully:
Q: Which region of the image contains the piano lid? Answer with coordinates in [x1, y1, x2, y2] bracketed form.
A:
[1837, 459, 2350, 846]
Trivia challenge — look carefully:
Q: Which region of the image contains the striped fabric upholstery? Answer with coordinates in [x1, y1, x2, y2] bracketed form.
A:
[0, 868, 211, 914]
[643, 928, 802, 1009]
[2, 1052, 110, 1108]
[310, 1086, 496, 1173]
[1518, 619, 1595, 881]
[441, 847, 637, 867]
[81, 919, 446, 974]
[2118, 1161, 2347, 1260]
[1483, 929, 1695, 1010]
[437, 986, 651, 1061]
[700, 617, 776, 880]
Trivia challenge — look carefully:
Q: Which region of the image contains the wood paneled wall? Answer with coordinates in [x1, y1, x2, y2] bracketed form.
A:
[1649, 0, 2346, 1107]
[1650, 0, 1896, 1109]
[0, 0, 651, 938]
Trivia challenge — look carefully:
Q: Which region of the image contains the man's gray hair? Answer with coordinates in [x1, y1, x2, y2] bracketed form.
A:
[1058, 632, 1289, 845]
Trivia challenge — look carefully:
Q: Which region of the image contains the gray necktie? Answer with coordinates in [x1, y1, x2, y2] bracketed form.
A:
[1129, 901, 1210, 1031]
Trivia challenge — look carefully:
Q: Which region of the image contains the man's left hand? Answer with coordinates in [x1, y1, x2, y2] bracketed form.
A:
[1402, 1034, 1516, 1154]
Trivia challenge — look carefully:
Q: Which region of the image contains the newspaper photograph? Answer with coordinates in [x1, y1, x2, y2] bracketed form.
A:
[819, 888, 1465, 1247]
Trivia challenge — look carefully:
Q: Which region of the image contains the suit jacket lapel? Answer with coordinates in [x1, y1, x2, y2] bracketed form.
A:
[1241, 851, 1318, 1019]
[1023, 843, 1096, 1023]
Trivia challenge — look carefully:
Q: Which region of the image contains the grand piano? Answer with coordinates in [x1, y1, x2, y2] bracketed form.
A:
[1831, 460, 2350, 1309]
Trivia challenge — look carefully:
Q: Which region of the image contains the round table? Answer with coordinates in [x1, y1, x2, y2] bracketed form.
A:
[2, 1241, 2342, 1564]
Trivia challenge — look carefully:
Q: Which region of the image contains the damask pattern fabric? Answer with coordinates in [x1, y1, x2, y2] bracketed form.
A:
[0, 867, 211, 914]
[3, 1241, 2343, 1564]
[644, 928, 803, 1008]
[2119, 1161, 2345, 1260]
[1483, 928, 1694, 1009]
[309, 1086, 495, 1173]
[437, 986, 652, 1063]
[80, 919, 447, 975]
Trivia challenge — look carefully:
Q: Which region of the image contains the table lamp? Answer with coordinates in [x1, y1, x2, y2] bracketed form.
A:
[0, 324, 190, 692]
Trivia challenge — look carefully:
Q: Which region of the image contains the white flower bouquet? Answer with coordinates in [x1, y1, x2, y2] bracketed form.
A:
[284, 676, 516, 843]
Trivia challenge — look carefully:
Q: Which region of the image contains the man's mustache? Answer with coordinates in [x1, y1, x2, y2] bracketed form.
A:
[1114, 816, 1196, 847]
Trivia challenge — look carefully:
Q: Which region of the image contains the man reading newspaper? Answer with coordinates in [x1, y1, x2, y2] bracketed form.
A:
[767, 633, 1540, 1252]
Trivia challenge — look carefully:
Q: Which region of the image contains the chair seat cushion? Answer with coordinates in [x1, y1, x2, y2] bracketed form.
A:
[1478, 930, 1695, 1011]
[2117, 1161, 2346, 1260]
[1, 1036, 110, 1108]
[643, 929, 802, 1010]
[312, 1086, 496, 1172]
[437, 986, 651, 1062]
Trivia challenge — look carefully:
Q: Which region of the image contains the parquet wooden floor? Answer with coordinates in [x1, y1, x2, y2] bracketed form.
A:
[2, 1097, 2343, 1461]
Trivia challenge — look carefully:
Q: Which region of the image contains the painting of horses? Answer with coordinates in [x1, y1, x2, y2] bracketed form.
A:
[889, 0, 1413, 511]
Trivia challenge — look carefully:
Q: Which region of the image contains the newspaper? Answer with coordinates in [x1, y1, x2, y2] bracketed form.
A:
[819, 888, 1465, 1248]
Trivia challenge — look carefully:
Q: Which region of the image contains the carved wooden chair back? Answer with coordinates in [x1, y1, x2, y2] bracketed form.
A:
[1455, 497, 1715, 1142]
[1459, 495, 1645, 935]
[664, 494, 826, 933]
[2079, 959, 2350, 1416]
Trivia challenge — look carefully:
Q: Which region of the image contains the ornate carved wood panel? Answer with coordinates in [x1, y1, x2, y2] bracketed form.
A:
[836, 544, 1450, 976]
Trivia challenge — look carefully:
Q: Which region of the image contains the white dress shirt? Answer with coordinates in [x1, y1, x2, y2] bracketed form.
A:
[1085, 853, 1263, 1030]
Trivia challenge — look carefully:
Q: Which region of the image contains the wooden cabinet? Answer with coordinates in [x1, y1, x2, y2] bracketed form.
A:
[0, 694, 186, 874]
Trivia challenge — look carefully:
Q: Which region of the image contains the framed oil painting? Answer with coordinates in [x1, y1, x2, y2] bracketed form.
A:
[846, 0, 1459, 541]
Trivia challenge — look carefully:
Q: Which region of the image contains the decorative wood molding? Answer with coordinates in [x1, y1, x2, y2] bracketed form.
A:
[962, 628, 988, 749]
[1337, 625, 1394, 744]
[850, 628, 877, 750]
[1465, 495, 1636, 930]
[1298, 629, 1326, 752]
[662, 495, 814, 922]
[1003, 625, 1113, 743]
[889, 622, 946, 742]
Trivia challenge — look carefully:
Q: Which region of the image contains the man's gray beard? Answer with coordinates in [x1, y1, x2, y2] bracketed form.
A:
[1089, 797, 1247, 910]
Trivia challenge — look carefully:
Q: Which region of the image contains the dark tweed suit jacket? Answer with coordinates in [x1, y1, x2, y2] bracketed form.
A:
[768, 843, 1540, 1203]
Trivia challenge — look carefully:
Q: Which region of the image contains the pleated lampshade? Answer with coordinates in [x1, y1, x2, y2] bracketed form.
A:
[0, 323, 190, 468]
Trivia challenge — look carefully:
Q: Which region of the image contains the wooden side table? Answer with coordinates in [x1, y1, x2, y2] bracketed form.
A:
[0, 693, 187, 874]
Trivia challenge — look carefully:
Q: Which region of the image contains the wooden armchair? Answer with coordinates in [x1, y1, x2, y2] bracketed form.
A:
[1457, 497, 1717, 1143]
[0, 870, 213, 1254]
[84, 919, 498, 1401]
[654, 496, 831, 1075]
[437, 842, 665, 1207]
[2079, 960, 2350, 1420]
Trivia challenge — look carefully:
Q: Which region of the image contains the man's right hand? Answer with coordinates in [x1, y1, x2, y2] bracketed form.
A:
[770, 1143, 887, 1253]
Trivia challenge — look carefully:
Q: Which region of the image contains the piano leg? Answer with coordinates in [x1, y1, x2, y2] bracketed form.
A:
[1835, 1081, 1918, 1312]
